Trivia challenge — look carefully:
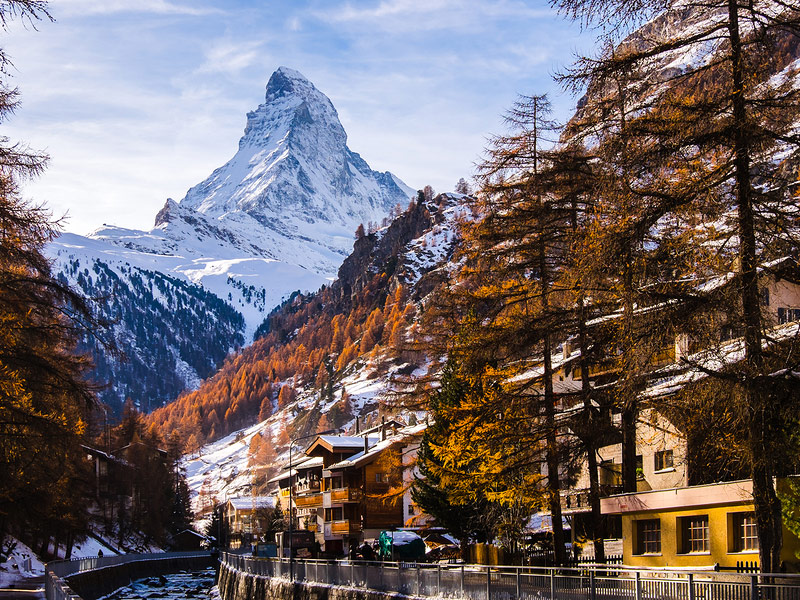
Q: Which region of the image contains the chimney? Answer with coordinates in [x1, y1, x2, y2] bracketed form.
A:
[364, 435, 369, 454]
[355, 418, 360, 434]
[381, 416, 386, 441]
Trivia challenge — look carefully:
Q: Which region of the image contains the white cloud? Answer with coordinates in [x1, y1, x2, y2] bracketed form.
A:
[50, 0, 223, 17]
[286, 16, 302, 32]
[317, 0, 551, 30]
[196, 39, 266, 75]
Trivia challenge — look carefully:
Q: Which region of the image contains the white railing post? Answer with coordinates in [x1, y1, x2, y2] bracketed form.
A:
[550, 567, 555, 600]
[635, 571, 642, 600]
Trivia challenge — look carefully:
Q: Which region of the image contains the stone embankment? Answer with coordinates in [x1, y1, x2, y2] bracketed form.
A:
[218, 562, 422, 600]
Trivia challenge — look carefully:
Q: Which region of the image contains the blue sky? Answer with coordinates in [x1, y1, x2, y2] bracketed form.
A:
[3, 0, 597, 235]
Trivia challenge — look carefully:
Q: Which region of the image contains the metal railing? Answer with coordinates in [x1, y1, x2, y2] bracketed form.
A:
[46, 551, 212, 600]
[221, 552, 800, 600]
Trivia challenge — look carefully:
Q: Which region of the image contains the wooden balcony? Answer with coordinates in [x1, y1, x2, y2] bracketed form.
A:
[330, 520, 361, 535]
[295, 494, 323, 508]
[330, 487, 362, 503]
[295, 480, 320, 494]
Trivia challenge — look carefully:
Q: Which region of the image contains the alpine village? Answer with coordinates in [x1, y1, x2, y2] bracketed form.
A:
[3, 1, 800, 600]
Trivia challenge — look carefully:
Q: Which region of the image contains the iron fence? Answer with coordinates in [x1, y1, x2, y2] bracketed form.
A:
[222, 552, 800, 600]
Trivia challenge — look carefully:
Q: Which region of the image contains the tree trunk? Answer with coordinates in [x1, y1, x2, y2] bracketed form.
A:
[621, 265, 639, 494]
[541, 247, 567, 566]
[575, 244, 606, 563]
[727, 0, 782, 573]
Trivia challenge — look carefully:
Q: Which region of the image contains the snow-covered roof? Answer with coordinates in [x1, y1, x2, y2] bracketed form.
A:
[267, 456, 324, 484]
[586, 256, 797, 328]
[307, 434, 380, 455]
[643, 321, 800, 400]
[227, 496, 276, 511]
[321, 434, 375, 447]
[287, 455, 324, 470]
[358, 419, 405, 437]
[326, 423, 427, 471]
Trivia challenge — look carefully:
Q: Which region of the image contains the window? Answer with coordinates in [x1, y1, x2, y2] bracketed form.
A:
[375, 472, 388, 483]
[778, 308, 800, 324]
[324, 507, 343, 522]
[732, 512, 759, 552]
[680, 515, 709, 553]
[761, 288, 770, 306]
[654, 450, 674, 472]
[636, 455, 644, 480]
[635, 519, 661, 555]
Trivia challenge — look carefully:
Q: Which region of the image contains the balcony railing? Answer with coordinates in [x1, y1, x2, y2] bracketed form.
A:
[296, 480, 321, 494]
[295, 494, 323, 508]
[330, 487, 362, 503]
[330, 519, 361, 535]
[562, 486, 624, 511]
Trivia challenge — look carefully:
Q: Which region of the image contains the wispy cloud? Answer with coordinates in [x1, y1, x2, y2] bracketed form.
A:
[316, 0, 551, 30]
[51, 0, 223, 17]
[5, 0, 593, 235]
[196, 39, 266, 75]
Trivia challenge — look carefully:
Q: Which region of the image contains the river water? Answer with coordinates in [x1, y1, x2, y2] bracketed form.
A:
[100, 569, 218, 600]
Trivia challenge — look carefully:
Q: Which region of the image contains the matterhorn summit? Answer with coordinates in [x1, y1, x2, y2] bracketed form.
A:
[132, 66, 413, 274]
[47, 68, 413, 411]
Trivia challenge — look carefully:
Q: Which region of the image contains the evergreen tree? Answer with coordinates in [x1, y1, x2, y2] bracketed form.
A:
[411, 360, 504, 560]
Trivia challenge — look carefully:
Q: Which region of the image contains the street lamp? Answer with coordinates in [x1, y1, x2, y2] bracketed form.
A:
[288, 427, 341, 581]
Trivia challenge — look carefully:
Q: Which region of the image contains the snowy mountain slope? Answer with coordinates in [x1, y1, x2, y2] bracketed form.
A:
[50, 67, 413, 414]
[179, 194, 465, 506]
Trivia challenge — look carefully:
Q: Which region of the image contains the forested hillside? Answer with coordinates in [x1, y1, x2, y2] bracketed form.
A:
[146, 191, 464, 451]
[54, 255, 245, 412]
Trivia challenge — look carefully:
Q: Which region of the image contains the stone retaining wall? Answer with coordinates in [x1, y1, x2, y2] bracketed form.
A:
[65, 555, 215, 600]
[218, 562, 422, 600]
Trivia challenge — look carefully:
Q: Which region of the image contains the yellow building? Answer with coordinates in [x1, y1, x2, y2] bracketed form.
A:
[601, 479, 800, 570]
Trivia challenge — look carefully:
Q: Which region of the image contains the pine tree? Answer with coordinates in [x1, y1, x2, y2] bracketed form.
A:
[411, 360, 505, 560]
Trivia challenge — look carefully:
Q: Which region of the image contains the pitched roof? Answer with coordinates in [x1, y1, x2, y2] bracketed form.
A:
[227, 496, 276, 511]
[306, 434, 379, 455]
[326, 423, 427, 471]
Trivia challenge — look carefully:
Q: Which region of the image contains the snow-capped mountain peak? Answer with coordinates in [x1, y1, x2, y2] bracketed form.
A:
[49, 67, 414, 413]
[147, 66, 413, 275]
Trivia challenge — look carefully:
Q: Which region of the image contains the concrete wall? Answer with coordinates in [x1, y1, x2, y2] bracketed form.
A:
[218, 562, 421, 600]
[65, 555, 215, 600]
